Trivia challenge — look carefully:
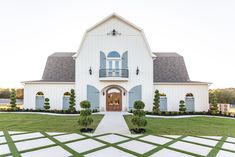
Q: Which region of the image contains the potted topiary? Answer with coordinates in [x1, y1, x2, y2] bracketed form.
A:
[179, 100, 186, 114]
[131, 100, 147, 134]
[78, 100, 93, 133]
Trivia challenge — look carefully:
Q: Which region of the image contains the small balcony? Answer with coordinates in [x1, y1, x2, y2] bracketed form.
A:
[99, 69, 129, 81]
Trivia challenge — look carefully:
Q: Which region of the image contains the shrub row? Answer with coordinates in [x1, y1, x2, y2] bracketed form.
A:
[129, 110, 235, 118]
[0, 108, 99, 114]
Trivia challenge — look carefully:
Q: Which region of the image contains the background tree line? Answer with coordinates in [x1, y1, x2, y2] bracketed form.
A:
[209, 88, 235, 104]
[0, 88, 23, 99]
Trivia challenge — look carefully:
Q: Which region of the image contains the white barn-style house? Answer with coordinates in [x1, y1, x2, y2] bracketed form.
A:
[23, 13, 209, 112]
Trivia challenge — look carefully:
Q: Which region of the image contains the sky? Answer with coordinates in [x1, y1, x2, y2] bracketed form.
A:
[0, 0, 234, 89]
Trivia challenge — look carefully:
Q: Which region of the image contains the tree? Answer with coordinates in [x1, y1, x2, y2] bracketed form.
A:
[152, 89, 160, 114]
[209, 92, 219, 115]
[10, 89, 17, 109]
[179, 100, 186, 113]
[131, 100, 147, 133]
[78, 100, 93, 131]
[44, 98, 50, 110]
[16, 88, 24, 99]
[68, 89, 76, 113]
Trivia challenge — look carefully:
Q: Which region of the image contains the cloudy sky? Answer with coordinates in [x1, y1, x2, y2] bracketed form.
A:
[0, 0, 234, 88]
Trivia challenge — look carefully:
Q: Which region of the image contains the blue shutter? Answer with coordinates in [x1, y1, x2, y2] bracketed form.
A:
[122, 51, 128, 77]
[100, 51, 106, 69]
[160, 96, 167, 111]
[35, 96, 44, 110]
[87, 85, 100, 110]
[185, 97, 195, 112]
[122, 51, 128, 69]
[100, 51, 106, 77]
[63, 96, 70, 110]
[128, 85, 142, 110]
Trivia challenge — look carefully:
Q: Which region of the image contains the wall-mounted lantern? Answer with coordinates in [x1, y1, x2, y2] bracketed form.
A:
[89, 67, 92, 75]
[136, 67, 139, 75]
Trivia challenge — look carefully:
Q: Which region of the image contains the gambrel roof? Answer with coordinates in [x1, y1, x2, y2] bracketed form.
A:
[153, 52, 190, 82]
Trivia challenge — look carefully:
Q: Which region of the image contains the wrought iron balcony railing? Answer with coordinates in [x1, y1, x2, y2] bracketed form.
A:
[99, 69, 129, 78]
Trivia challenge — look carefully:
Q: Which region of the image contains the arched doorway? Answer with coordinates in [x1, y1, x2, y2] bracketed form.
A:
[106, 87, 122, 111]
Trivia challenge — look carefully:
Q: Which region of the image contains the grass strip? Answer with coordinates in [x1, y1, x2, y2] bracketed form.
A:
[3, 131, 21, 157]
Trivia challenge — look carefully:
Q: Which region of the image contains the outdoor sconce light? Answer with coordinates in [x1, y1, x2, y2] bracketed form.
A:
[136, 67, 139, 75]
[103, 92, 105, 96]
[123, 92, 126, 96]
[89, 67, 92, 75]
[112, 29, 117, 36]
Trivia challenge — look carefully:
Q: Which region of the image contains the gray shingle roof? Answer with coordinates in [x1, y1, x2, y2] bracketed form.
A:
[153, 52, 190, 82]
[41, 52, 76, 82]
[24, 52, 206, 84]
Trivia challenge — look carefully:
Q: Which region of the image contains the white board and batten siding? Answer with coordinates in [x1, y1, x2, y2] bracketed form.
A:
[75, 16, 154, 111]
[154, 83, 209, 112]
[24, 83, 75, 110]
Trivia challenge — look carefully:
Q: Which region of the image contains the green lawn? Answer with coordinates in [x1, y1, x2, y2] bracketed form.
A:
[124, 115, 235, 136]
[0, 113, 103, 132]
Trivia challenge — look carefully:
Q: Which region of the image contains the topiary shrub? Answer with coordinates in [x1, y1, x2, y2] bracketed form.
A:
[78, 100, 93, 132]
[152, 90, 160, 114]
[209, 92, 219, 115]
[44, 98, 50, 110]
[131, 100, 147, 134]
[10, 89, 17, 110]
[68, 89, 76, 113]
[179, 100, 186, 114]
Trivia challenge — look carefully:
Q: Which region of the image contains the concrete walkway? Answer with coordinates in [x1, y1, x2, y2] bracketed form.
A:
[94, 112, 131, 134]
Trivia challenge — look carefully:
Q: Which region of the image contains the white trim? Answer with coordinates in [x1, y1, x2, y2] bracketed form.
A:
[154, 82, 211, 85]
[86, 13, 143, 32]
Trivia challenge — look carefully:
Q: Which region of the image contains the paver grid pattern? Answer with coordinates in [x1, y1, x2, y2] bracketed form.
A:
[0, 131, 235, 157]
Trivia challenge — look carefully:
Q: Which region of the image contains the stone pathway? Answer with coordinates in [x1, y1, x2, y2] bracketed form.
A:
[94, 112, 131, 134]
[0, 131, 235, 156]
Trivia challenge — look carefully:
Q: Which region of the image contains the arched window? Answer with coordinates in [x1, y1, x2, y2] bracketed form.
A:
[107, 51, 121, 76]
[107, 51, 120, 58]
